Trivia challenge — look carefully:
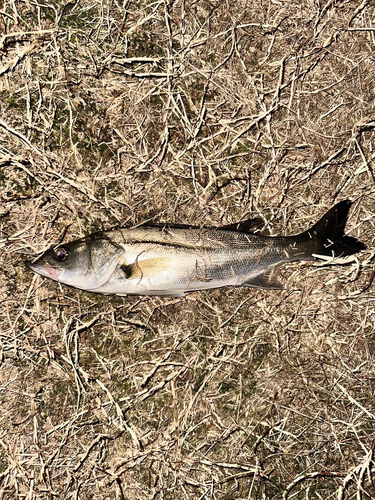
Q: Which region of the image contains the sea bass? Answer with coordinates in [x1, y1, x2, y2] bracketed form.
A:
[26, 200, 365, 297]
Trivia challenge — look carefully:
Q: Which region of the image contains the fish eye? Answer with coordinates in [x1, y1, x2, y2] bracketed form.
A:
[53, 246, 69, 262]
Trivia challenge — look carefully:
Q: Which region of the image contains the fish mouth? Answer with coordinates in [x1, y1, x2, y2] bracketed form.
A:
[25, 259, 40, 272]
[25, 259, 62, 280]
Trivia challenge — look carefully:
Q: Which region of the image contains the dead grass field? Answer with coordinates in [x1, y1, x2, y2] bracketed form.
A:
[1, 0, 375, 498]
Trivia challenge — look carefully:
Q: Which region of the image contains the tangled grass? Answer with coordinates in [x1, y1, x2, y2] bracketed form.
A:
[1, 0, 375, 498]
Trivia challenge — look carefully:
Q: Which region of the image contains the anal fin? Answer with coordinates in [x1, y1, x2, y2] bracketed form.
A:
[240, 267, 284, 290]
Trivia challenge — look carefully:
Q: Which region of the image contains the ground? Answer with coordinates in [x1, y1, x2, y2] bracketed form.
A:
[1, 0, 375, 499]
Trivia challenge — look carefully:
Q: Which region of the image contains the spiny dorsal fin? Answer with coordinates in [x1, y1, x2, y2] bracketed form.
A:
[220, 217, 265, 234]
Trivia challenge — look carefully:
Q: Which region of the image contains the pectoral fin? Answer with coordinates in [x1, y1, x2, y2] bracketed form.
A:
[240, 267, 283, 290]
[127, 257, 172, 279]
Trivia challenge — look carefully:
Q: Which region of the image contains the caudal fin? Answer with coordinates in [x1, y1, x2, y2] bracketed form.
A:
[296, 200, 366, 259]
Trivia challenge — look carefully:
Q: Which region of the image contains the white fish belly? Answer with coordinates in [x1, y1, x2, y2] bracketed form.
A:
[96, 245, 245, 296]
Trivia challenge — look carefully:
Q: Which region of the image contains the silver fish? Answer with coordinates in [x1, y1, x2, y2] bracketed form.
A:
[26, 200, 365, 297]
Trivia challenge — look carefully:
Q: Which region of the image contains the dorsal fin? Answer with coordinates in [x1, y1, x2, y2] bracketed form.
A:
[220, 217, 265, 234]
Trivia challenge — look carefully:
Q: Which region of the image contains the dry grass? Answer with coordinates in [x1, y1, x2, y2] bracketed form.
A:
[1, 0, 375, 498]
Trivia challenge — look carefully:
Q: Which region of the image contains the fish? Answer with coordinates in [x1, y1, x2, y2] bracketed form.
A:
[25, 200, 366, 297]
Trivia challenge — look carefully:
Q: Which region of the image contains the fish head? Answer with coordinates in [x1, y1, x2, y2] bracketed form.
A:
[26, 235, 123, 291]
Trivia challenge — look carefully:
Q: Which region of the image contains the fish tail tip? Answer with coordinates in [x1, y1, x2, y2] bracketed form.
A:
[310, 200, 366, 258]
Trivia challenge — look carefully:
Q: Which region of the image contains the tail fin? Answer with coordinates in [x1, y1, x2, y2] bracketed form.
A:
[295, 200, 366, 259]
